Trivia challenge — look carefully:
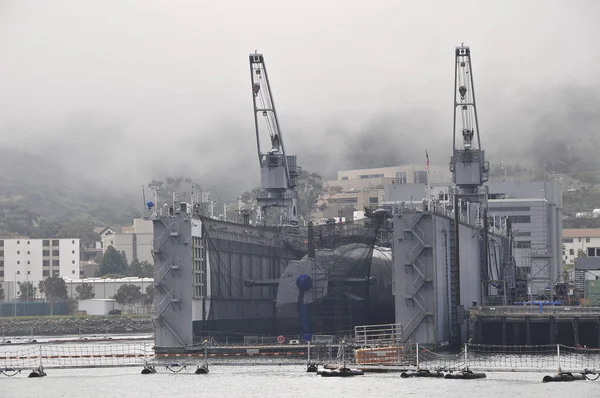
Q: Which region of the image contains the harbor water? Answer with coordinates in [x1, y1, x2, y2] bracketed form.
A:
[2, 362, 599, 398]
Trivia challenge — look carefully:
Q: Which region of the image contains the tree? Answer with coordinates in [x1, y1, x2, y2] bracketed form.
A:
[0, 284, 5, 301]
[128, 259, 154, 278]
[39, 277, 68, 315]
[113, 284, 143, 312]
[296, 171, 323, 219]
[141, 261, 154, 278]
[76, 282, 95, 300]
[97, 246, 128, 276]
[144, 285, 154, 306]
[17, 281, 36, 301]
[128, 258, 143, 277]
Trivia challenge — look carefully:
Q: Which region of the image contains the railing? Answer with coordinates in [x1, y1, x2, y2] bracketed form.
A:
[354, 323, 404, 347]
[472, 306, 600, 316]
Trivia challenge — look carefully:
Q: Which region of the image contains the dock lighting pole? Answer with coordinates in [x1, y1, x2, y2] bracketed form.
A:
[14, 273, 17, 316]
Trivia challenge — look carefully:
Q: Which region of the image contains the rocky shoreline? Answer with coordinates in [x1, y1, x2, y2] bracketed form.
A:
[0, 316, 153, 337]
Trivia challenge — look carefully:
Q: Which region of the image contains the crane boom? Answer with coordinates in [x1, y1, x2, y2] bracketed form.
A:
[249, 52, 300, 226]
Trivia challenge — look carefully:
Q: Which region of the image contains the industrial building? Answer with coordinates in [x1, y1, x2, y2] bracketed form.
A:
[384, 180, 563, 296]
[331, 164, 452, 189]
[101, 218, 154, 264]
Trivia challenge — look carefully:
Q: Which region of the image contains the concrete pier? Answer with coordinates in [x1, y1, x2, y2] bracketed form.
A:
[471, 306, 600, 347]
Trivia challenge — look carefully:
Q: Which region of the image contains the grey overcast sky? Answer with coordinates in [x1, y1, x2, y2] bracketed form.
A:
[0, 0, 599, 196]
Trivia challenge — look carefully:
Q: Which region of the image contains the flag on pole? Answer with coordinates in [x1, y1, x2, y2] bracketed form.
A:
[425, 150, 430, 170]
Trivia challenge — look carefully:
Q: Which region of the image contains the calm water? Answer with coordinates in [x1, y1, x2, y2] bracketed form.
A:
[3, 365, 599, 398]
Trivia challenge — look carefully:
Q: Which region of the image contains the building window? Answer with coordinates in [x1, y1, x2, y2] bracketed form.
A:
[72, 260, 75, 264]
[489, 206, 531, 212]
[53, 260, 59, 266]
[341, 177, 348, 180]
[0, 271, 3, 277]
[0, 241, 3, 247]
[0, 260, 3, 267]
[17, 270, 20, 275]
[570, 249, 574, 255]
[369, 197, 379, 204]
[586, 238, 591, 243]
[17, 241, 20, 244]
[43, 240, 49, 246]
[563, 238, 574, 243]
[43, 250, 49, 256]
[52, 250, 59, 256]
[587, 248, 600, 257]
[72, 250, 75, 254]
[27, 241, 30, 244]
[507, 215, 531, 224]
[53, 271, 59, 277]
[27, 270, 30, 275]
[516, 241, 531, 249]
[579, 238, 582, 242]
[43, 270, 49, 277]
[27, 261, 30, 265]
[17, 261, 20, 265]
[516, 231, 532, 237]
[52, 240, 59, 246]
[72, 270, 75, 274]
[43, 260, 49, 266]
[27, 251, 30, 255]
[17, 251, 20, 255]
[72, 240, 75, 244]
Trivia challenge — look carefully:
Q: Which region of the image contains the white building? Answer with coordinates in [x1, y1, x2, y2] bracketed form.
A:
[0, 238, 80, 286]
[562, 228, 600, 265]
[101, 219, 154, 265]
[64, 277, 154, 300]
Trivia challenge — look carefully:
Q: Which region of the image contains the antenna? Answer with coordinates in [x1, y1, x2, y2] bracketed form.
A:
[142, 185, 146, 211]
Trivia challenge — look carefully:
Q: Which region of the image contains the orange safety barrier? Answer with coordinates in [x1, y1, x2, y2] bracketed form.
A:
[354, 346, 403, 365]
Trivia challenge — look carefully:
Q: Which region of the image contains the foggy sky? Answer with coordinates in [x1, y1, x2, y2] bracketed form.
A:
[1, 0, 599, 200]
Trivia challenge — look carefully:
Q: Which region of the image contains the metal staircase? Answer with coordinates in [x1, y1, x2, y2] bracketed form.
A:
[154, 256, 181, 288]
[152, 222, 180, 254]
[401, 211, 433, 342]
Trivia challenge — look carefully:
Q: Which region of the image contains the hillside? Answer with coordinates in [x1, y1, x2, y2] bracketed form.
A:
[0, 149, 139, 236]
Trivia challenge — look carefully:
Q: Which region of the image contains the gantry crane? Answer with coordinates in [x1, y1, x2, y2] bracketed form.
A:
[249, 52, 301, 226]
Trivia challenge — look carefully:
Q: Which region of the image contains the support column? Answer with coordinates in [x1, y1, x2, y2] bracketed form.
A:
[476, 317, 483, 343]
[573, 318, 580, 347]
[501, 316, 507, 346]
[525, 317, 531, 346]
[597, 317, 600, 349]
[513, 322, 520, 345]
[549, 316, 556, 345]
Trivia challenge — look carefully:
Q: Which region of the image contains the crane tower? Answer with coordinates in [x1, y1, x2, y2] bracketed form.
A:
[448, 44, 491, 347]
[249, 52, 301, 227]
[450, 44, 490, 203]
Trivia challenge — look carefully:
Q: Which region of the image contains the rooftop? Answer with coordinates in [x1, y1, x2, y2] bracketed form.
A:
[563, 228, 600, 239]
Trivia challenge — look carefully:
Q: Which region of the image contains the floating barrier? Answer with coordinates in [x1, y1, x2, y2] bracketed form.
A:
[444, 370, 486, 380]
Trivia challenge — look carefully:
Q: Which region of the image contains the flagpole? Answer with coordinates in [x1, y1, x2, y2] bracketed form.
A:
[426, 150, 431, 210]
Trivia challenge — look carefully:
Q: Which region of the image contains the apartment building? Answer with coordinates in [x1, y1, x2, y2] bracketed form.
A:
[562, 228, 600, 264]
[0, 238, 80, 284]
